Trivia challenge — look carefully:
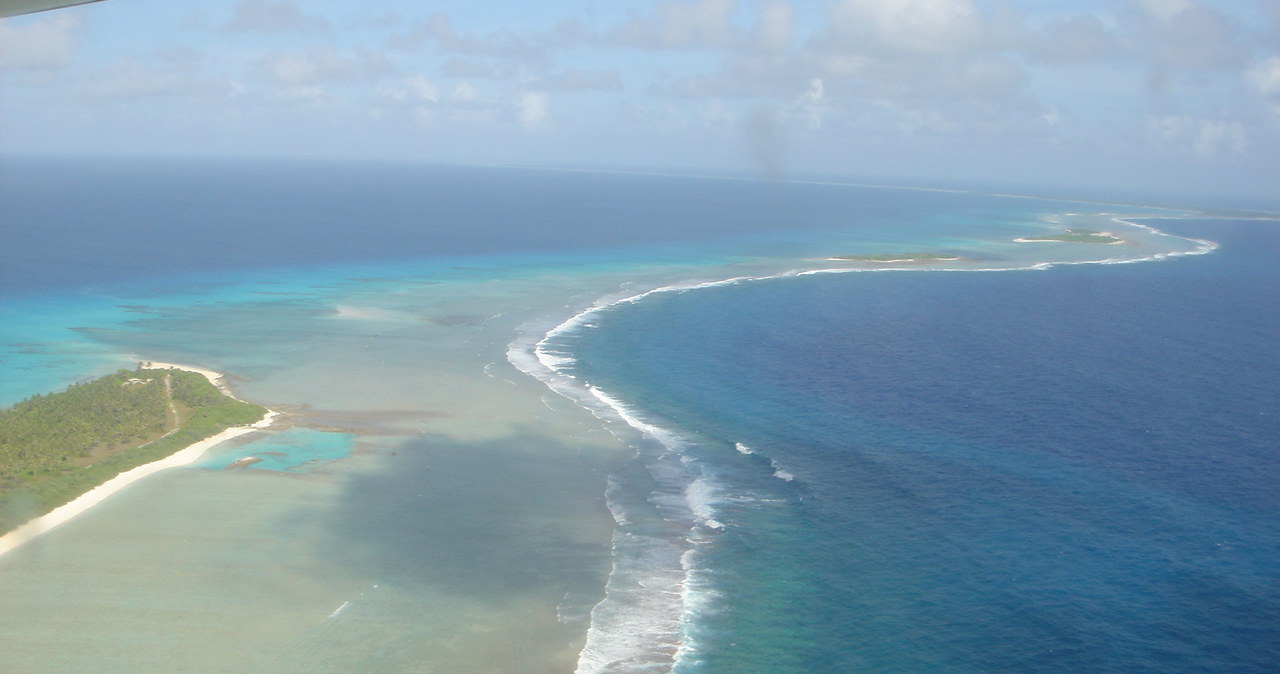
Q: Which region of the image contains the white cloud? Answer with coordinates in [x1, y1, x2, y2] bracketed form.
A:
[1132, 0, 1194, 23]
[945, 57, 1025, 98]
[1122, 1, 1245, 71]
[1267, 1, 1280, 50]
[1192, 120, 1245, 157]
[260, 51, 318, 85]
[829, 0, 985, 56]
[386, 13, 548, 63]
[518, 91, 549, 128]
[3, 0, 1273, 197]
[1149, 114, 1246, 157]
[85, 59, 189, 98]
[453, 83, 478, 102]
[280, 84, 326, 103]
[1148, 5, 1244, 69]
[0, 13, 82, 72]
[1030, 15, 1120, 64]
[378, 74, 439, 103]
[1041, 106, 1060, 126]
[533, 68, 623, 92]
[440, 58, 503, 80]
[82, 50, 238, 100]
[706, 98, 736, 127]
[819, 54, 873, 79]
[795, 77, 825, 129]
[611, 0, 739, 49]
[407, 75, 439, 101]
[1247, 56, 1280, 97]
[255, 47, 392, 86]
[224, 0, 330, 33]
[752, 0, 793, 53]
[412, 106, 435, 126]
[869, 99, 959, 136]
[813, 49, 1026, 103]
[809, 0, 1029, 105]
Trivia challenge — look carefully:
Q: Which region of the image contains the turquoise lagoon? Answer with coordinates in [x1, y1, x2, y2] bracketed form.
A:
[0, 158, 1274, 672]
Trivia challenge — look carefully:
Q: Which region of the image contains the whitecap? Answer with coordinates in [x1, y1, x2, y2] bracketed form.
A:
[504, 210, 1221, 674]
[685, 477, 726, 530]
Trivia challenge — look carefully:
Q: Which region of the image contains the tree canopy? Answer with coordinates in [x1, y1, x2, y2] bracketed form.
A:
[0, 367, 267, 533]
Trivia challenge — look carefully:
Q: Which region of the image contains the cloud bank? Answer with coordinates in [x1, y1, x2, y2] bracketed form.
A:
[1, 0, 1276, 199]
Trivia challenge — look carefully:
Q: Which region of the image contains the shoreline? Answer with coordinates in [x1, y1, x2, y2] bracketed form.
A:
[0, 362, 276, 559]
[1012, 236, 1124, 244]
[513, 213, 1221, 670]
[522, 206, 1274, 673]
[141, 360, 241, 398]
[826, 255, 962, 263]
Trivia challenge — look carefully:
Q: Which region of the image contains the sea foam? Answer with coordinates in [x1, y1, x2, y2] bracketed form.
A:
[507, 282, 752, 673]
[506, 212, 1221, 674]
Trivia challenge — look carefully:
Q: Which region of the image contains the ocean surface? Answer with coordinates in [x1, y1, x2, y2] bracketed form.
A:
[0, 158, 1277, 672]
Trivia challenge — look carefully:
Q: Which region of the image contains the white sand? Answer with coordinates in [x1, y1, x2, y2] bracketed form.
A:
[1013, 231, 1123, 244]
[142, 360, 238, 397]
[826, 256, 961, 263]
[0, 363, 276, 558]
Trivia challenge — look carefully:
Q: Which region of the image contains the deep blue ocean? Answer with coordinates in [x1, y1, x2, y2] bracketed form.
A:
[2, 158, 1277, 672]
[562, 218, 1280, 672]
[3, 156, 1070, 296]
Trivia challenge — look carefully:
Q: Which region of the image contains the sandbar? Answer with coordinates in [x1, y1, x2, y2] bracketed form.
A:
[1014, 229, 1124, 244]
[828, 254, 961, 263]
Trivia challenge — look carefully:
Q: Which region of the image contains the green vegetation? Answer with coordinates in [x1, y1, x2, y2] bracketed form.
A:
[1018, 228, 1123, 244]
[0, 367, 266, 534]
[832, 252, 959, 262]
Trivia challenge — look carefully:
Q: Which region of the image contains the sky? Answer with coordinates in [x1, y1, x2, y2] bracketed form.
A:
[1, 0, 1278, 200]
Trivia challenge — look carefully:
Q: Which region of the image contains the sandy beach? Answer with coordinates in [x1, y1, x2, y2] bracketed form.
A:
[141, 360, 241, 397]
[1013, 231, 1124, 243]
[826, 256, 962, 263]
[0, 363, 276, 558]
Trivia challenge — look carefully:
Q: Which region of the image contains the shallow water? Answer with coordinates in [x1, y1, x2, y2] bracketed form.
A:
[0, 256, 637, 672]
[0, 159, 1269, 672]
[557, 218, 1280, 672]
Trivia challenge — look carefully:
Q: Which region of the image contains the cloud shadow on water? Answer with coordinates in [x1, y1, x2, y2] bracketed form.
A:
[327, 428, 617, 603]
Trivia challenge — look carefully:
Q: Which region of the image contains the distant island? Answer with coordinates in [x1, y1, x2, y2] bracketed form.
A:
[0, 363, 271, 537]
[829, 253, 961, 263]
[1015, 228, 1124, 244]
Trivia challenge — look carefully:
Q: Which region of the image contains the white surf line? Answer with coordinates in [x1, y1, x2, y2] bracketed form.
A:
[0, 362, 277, 559]
[325, 583, 380, 621]
[799, 216, 1218, 277]
[1112, 216, 1222, 255]
[531, 213, 1214, 378]
[510, 211, 1222, 674]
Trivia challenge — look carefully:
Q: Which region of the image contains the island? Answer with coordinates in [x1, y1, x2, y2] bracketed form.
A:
[0, 363, 273, 541]
[1014, 228, 1125, 244]
[828, 252, 961, 263]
